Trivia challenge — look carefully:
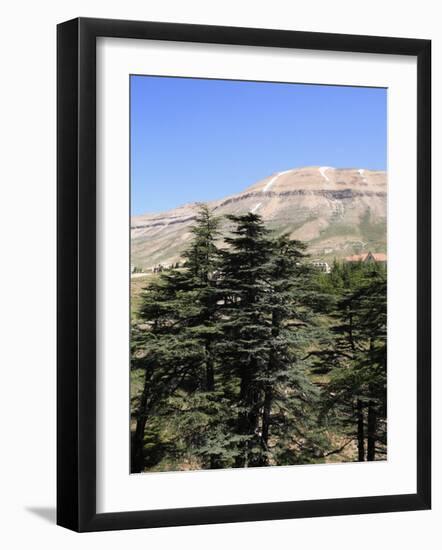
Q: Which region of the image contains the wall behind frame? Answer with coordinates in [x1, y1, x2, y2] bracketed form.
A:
[0, 1, 438, 548]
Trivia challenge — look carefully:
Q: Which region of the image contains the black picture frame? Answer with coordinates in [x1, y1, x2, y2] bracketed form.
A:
[57, 17, 431, 532]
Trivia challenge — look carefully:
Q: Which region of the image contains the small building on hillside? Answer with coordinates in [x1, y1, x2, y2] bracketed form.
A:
[344, 251, 387, 266]
[311, 260, 331, 273]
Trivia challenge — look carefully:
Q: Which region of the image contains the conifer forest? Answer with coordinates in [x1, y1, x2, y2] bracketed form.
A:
[130, 205, 387, 473]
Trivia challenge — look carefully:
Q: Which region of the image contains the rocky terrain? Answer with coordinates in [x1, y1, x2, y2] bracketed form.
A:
[131, 166, 387, 270]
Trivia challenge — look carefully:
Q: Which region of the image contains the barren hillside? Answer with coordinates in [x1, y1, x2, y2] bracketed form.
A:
[131, 166, 386, 270]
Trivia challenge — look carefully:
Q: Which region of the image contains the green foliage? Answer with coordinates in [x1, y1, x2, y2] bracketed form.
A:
[130, 205, 388, 472]
[313, 261, 387, 460]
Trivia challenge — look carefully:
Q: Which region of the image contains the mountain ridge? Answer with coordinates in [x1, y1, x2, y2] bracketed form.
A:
[131, 166, 387, 270]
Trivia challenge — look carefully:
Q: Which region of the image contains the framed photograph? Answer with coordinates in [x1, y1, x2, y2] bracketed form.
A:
[57, 17, 431, 532]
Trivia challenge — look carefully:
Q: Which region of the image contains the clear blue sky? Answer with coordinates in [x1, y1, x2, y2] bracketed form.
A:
[131, 75, 386, 215]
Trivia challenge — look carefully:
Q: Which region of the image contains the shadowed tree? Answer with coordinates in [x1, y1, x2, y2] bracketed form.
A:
[216, 214, 326, 467]
[313, 263, 387, 461]
[131, 204, 224, 472]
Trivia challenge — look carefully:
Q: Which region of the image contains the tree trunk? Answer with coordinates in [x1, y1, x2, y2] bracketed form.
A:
[255, 311, 278, 467]
[366, 339, 378, 462]
[367, 400, 376, 461]
[130, 368, 151, 473]
[204, 342, 220, 468]
[246, 385, 262, 467]
[350, 309, 365, 462]
[235, 370, 250, 468]
[258, 385, 272, 466]
[357, 398, 365, 461]
[235, 363, 260, 468]
[205, 343, 215, 392]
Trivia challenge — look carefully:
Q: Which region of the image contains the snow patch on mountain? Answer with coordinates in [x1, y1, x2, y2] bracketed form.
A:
[262, 169, 293, 193]
[358, 168, 368, 184]
[319, 166, 332, 182]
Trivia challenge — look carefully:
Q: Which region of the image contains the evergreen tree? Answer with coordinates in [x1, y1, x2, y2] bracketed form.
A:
[262, 236, 328, 466]
[216, 214, 325, 467]
[216, 212, 274, 467]
[131, 204, 224, 472]
[130, 271, 206, 472]
[131, 208, 387, 472]
[315, 263, 387, 461]
[164, 204, 231, 469]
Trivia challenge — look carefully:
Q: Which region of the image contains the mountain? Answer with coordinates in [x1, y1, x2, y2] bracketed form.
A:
[131, 166, 387, 270]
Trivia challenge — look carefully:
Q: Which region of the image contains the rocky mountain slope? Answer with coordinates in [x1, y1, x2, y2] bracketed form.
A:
[131, 166, 387, 270]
